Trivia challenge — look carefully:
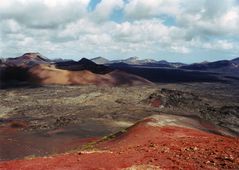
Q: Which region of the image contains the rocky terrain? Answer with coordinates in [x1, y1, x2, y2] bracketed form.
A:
[0, 53, 239, 169]
[0, 82, 238, 161]
[0, 115, 238, 170]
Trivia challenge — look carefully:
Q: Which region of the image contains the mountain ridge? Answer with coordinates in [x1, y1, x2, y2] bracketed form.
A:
[0, 53, 152, 87]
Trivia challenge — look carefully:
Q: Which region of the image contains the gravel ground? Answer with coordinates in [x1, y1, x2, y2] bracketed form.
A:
[0, 82, 238, 160]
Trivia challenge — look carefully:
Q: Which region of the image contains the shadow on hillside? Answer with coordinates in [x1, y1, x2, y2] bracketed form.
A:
[0, 66, 41, 89]
[0, 64, 230, 89]
[109, 65, 228, 83]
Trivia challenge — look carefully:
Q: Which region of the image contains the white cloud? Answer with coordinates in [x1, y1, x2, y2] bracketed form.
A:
[111, 19, 170, 42]
[43, 0, 90, 8]
[177, 0, 239, 37]
[1, 19, 22, 33]
[219, 7, 239, 34]
[0, 0, 239, 61]
[92, 0, 124, 21]
[0, 0, 90, 29]
[124, 0, 180, 19]
[60, 19, 100, 39]
[203, 40, 235, 50]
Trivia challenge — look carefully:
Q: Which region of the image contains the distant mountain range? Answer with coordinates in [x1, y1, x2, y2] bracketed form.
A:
[2, 54, 238, 74]
[91, 56, 239, 74]
[0, 53, 151, 87]
[91, 56, 186, 68]
[55, 58, 113, 74]
[1, 53, 239, 87]
[180, 58, 239, 74]
[91, 56, 157, 65]
[91, 57, 110, 65]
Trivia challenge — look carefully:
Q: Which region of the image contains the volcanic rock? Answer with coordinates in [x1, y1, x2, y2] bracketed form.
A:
[1, 115, 238, 170]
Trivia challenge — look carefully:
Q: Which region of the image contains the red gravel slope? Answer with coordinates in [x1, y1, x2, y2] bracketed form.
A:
[0, 115, 238, 170]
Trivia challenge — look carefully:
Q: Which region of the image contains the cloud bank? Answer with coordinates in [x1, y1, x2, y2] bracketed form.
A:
[0, 0, 239, 62]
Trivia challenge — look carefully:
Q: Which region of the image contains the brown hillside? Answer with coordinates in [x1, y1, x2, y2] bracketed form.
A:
[29, 64, 152, 86]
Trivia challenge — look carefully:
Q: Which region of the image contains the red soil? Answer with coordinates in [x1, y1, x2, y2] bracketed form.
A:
[1, 117, 238, 170]
[151, 99, 161, 107]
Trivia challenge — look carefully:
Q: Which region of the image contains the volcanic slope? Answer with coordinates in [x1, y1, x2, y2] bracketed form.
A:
[0, 115, 238, 170]
[1, 53, 152, 87]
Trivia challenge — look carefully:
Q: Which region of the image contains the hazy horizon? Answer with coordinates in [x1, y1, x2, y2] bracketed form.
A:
[1, 0, 239, 63]
[2, 51, 239, 64]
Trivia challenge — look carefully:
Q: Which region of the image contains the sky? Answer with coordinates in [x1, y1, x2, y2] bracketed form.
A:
[0, 0, 239, 63]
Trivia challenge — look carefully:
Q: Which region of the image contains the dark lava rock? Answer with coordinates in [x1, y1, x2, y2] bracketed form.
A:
[145, 88, 201, 108]
[55, 58, 113, 74]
